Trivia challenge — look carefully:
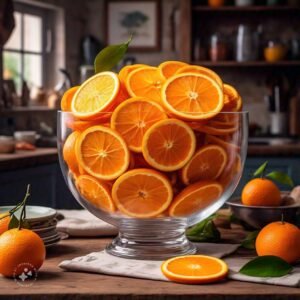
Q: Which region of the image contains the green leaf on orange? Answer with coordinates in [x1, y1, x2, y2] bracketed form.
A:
[8, 214, 19, 229]
[94, 36, 132, 73]
[241, 230, 259, 250]
[266, 171, 294, 188]
[239, 256, 293, 277]
[253, 161, 268, 178]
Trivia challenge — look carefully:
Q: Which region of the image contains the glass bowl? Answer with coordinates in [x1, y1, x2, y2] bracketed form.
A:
[58, 111, 248, 259]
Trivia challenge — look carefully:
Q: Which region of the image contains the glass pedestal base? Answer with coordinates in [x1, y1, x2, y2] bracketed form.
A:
[106, 219, 196, 260]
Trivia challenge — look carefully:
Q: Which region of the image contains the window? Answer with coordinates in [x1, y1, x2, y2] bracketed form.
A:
[3, 3, 50, 93]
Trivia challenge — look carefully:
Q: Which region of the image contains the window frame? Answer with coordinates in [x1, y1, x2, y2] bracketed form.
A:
[3, 2, 51, 88]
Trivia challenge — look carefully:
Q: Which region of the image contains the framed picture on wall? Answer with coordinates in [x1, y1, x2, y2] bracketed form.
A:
[105, 0, 161, 51]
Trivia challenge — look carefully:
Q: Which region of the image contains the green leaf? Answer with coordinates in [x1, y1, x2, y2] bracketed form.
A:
[253, 161, 268, 177]
[239, 256, 293, 277]
[94, 36, 132, 73]
[241, 230, 259, 249]
[266, 171, 294, 188]
[186, 215, 221, 243]
[8, 214, 19, 229]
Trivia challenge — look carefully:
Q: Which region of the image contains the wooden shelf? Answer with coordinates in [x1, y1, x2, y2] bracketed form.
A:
[193, 5, 300, 12]
[191, 60, 300, 67]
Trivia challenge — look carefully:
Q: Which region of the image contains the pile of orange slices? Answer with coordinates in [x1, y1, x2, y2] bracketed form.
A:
[62, 61, 242, 218]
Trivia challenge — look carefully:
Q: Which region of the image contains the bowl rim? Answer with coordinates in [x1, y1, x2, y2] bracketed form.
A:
[227, 196, 300, 209]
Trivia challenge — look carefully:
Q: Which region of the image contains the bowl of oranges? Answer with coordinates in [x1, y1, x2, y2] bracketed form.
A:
[58, 61, 248, 259]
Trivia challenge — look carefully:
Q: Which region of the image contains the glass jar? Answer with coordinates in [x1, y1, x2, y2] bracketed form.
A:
[264, 40, 286, 62]
[209, 33, 228, 62]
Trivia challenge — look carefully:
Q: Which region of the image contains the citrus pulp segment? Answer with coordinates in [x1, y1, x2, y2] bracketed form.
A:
[76, 125, 130, 180]
[142, 118, 196, 172]
[112, 168, 173, 218]
[71, 72, 120, 119]
[169, 181, 223, 217]
[161, 73, 224, 120]
[76, 175, 115, 212]
[111, 97, 168, 152]
[158, 61, 188, 79]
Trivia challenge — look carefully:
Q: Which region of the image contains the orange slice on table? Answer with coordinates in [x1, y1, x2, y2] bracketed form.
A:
[161, 255, 228, 284]
[142, 119, 196, 172]
[76, 175, 115, 213]
[222, 84, 242, 112]
[76, 125, 130, 180]
[158, 61, 188, 79]
[161, 73, 224, 121]
[169, 180, 223, 217]
[176, 65, 223, 87]
[111, 97, 168, 152]
[63, 131, 81, 174]
[71, 71, 120, 120]
[126, 66, 166, 104]
[112, 168, 173, 218]
[181, 145, 228, 185]
[61, 86, 80, 111]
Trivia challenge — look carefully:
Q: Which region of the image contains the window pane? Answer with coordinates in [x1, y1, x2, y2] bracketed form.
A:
[3, 51, 22, 93]
[24, 14, 42, 52]
[24, 54, 42, 87]
[5, 12, 22, 50]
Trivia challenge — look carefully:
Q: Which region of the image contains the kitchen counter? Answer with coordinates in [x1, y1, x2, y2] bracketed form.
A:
[0, 236, 298, 300]
[0, 148, 58, 171]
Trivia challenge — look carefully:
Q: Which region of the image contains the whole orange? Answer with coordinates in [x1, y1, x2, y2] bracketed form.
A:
[0, 213, 10, 235]
[241, 178, 281, 206]
[256, 221, 300, 264]
[0, 228, 46, 277]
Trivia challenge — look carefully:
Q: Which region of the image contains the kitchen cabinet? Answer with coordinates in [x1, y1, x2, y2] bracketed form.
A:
[0, 163, 80, 209]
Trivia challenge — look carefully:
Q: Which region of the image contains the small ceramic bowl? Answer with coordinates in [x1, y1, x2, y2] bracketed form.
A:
[227, 194, 300, 229]
[14, 131, 39, 145]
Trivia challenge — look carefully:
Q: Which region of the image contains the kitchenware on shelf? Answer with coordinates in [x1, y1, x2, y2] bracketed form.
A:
[80, 65, 95, 83]
[264, 40, 286, 62]
[289, 37, 300, 60]
[14, 131, 40, 145]
[208, 0, 225, 7]
[236, 25, 259, 62]
[58, 111, 248, 260]
[235, 0, 253, 5]
[269, 86, 288, 135]
[0, 136, 15, 153]
[289, 88, 300, 136]
[193, 37, 207, 61]
[209, 33, 228, 61]
[227, 195, 300, 229]
[81, 35, 103, 66]
[0, 206, 62, 247]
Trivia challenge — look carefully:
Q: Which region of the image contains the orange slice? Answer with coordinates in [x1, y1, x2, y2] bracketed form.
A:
[169, 181, 223, 217]
[176, 65, 223, 87]
[142, 119, 196, 172]
[76, 175, 115, 213]
[66, 114, 111, 132]
[71, 71, 120, 120]
[222, 84, 242, 112]
[76, 126, 130, 180]
[193, 123, 238, 136]
[61, 86, 80, 111]
[126, 66, 166, 103]
[111, 97, 168, 152]
[161, 73, 224, 120]
[181, 145, 228, 185]
[161, 255, 228, 284]
[219, 154, 241, 188]
[118, 64, 147, 84]
[158, 61, 188, 79]
[63, 131, 81, 174]
[112, 168, 173, 218]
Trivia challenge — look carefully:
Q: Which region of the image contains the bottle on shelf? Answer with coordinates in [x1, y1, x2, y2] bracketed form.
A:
[209, 33, 228, 62]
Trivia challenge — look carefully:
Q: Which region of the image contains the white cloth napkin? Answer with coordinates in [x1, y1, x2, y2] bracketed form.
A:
[59, 248, 300, 287]
[59, 244, 239, 281]
[57, 210, 118, 237]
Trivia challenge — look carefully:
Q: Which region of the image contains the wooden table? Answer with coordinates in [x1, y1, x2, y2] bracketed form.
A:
[0, 236, 299, 300]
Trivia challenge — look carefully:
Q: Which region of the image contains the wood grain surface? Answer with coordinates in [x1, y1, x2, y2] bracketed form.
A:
[0, 232, 299, 300]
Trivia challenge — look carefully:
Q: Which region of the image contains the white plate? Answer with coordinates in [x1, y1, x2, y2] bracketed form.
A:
[43, 234, 61, 242]
[32, 225, 57, 233]
[0, 206, 57, 222]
